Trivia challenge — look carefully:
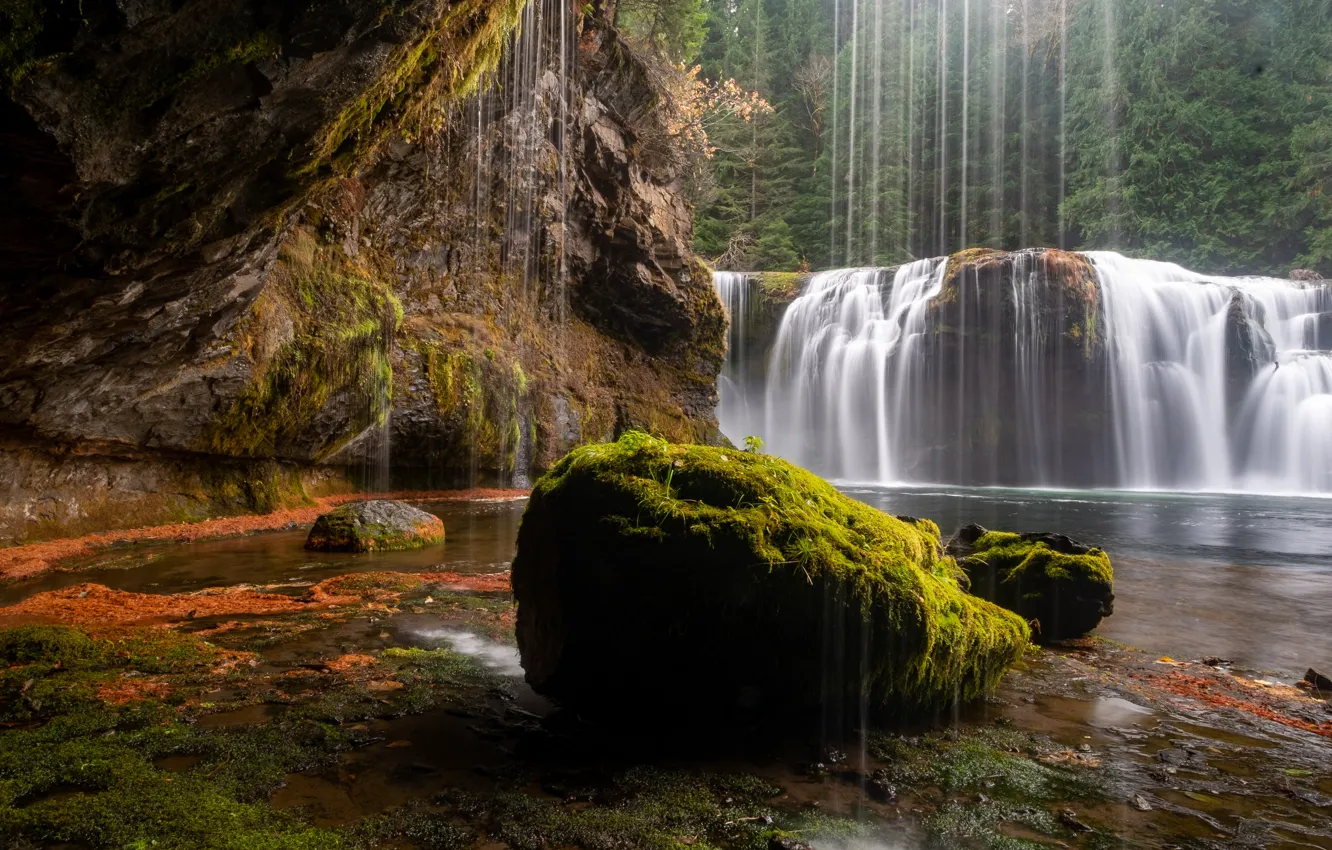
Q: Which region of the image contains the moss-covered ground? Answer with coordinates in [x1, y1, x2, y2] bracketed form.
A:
[0, 555, 1121, 850]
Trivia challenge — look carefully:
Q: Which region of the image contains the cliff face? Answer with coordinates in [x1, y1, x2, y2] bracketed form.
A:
[0, 0, 725, 543]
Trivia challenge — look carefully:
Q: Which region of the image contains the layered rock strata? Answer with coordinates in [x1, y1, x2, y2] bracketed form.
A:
[0, 1, 724, 542]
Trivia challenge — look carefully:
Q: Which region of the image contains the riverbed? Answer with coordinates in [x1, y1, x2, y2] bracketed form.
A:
[1, 491, 1329, 848]
[15, 487, 1330, 678]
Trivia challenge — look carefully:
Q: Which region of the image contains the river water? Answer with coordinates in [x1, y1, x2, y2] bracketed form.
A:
[11, 488, 1329, 679]
[846, 483, 1332, 677]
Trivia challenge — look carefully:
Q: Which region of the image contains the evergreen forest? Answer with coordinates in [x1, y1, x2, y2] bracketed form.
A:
[616, 0, 1332, 276]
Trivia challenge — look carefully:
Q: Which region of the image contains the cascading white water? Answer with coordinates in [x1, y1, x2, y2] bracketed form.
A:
[718, 253, 1332, 494]
[715, 272, 757, 441]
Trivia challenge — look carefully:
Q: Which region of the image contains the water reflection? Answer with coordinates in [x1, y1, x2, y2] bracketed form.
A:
[846, 485, 1332, 677]
[0, 499, 526, 605]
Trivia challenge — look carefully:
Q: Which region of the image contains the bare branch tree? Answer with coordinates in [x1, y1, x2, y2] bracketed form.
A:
[793, 53, 832, 164]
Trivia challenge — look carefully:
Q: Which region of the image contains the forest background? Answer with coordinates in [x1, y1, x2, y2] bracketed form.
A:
[612, 0, 1332, 277]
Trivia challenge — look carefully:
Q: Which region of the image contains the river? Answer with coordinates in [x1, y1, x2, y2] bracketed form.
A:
[846, 483, 1332, 677]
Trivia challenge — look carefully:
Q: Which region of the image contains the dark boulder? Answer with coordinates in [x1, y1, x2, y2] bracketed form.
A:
[1224, 292, 1277, 418]
[947, 524, 1114, 641]
[305, 500, 444, 553]
[511, 433, 1030, 722]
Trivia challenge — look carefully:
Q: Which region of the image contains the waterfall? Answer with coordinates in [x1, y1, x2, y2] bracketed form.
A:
[718, 253, 1332, 494]
[467, 0, 574, 318]
[716, 272, 760, 442]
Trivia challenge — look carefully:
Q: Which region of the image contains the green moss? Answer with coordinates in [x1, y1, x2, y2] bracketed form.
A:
[869, 725, 1109, 848]
[351, 805, 475, 850]
[0, 697, 348, 848]
[754, 271, 809, 302]
[0, 626, 233, 724]
[415, 337, 530, 473]
[0, 625, 96, 666]
[448, 766, 874, 850]
[959, 530, 1115, 641]
[304, 502, 444, 553]
[303, 0, 529, 178]
[513, 432, 1030, 719]
[0, 619, 507, 849]
[0, 0, 79, 93]
[210, 230, 402, 460]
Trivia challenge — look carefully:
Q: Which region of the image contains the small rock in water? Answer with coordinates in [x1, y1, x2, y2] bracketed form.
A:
[1203, 656, 1231, 667]
[1304, 668, 1332, 693]
[1059, 809, 1093, 833]
[768, 837, 813, 850]
[305, 500, 444, 553]
[1131, 793, 1153, 812]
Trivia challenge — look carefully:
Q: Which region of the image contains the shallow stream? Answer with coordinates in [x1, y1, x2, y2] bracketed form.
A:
[4, 490, 1331, 848]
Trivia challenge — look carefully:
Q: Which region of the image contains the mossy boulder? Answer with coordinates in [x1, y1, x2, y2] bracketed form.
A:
[305, 500, 444, 553]
[947, 524, 1115, 642]
[511, 433, 1030, 721]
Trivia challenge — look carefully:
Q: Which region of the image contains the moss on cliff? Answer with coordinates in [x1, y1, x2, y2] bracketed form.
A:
[415, 334, 529, 474]
[513, 432, 1030, 720]
[0, 0, 80, 92]
[754, 271, 810, 302]
[210, 229, 402, 460]
[306, 0, 529, 177]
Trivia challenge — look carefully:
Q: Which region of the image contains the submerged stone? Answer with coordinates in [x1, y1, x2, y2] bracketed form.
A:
[305, 500, 444, 553]
[511, 433, 1030, 720]
[948, 524, 1114, 641]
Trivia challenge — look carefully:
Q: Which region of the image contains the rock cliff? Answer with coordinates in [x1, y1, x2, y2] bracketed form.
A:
[0, 0, 725, 542]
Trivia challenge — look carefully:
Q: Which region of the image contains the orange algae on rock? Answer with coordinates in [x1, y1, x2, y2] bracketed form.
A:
[325, 653, 378, 673]
[0, 583, 315, 626]
[419, 571, 511, 593]
[96, 677, 173, 705]
[1142, 670, 1332, 739]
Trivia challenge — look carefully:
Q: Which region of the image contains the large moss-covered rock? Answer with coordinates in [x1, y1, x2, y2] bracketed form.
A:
[305, 500, 444, 553]
[511, 433, 1030, 720]
[947, 524, 1114, 642]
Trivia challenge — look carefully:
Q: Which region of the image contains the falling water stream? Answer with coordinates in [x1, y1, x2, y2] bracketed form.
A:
[717, 254, 1332, 493]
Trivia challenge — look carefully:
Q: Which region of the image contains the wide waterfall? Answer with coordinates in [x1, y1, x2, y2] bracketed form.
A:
[717, 252, 1332, 494]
